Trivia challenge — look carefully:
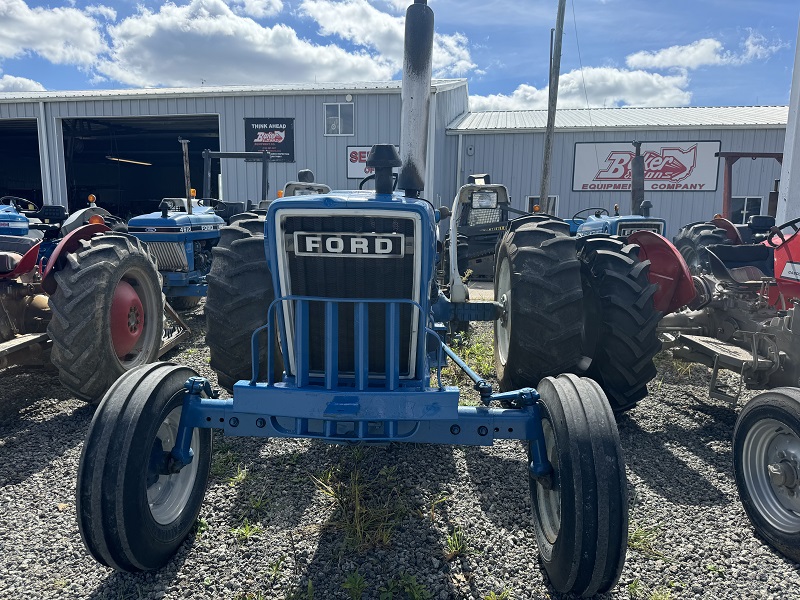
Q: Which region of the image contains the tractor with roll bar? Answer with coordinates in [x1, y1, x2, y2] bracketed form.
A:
[75, 2, 639, 596]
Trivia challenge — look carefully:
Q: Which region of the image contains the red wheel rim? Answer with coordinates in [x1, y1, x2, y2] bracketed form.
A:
[111, 280, 144, 358]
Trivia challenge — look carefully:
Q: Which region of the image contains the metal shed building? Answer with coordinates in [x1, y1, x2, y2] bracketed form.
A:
[0, 79, 469, 214]
[448, 106, 788, 238]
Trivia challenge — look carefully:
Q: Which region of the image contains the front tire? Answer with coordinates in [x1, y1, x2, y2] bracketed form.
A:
[206, 216, 282, 392]
[494, 220, 583, 391]
[48, 233, 164, 402]
[577, 236, 661, 413]
[531, 374, 628, 596]
[77, 363, 212, 571]
[733, 389, 800, 563]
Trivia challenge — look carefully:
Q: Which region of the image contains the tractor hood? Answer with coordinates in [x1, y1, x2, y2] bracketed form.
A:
[128, 210, 225, 233]
[575, 214, 666, 238]
[0, 205, 29, 236]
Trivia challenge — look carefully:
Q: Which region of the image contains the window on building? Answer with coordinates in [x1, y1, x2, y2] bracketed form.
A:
[324, 103, 354, 136]
[730, 196, 763, 225]
[527, 195, 559, 215]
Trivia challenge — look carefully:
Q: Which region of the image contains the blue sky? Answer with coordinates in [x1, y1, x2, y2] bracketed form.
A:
[0, 0, 797, 110]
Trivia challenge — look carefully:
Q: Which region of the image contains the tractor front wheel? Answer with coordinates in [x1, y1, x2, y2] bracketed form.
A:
[206, 216, 283, 392]
[48, 234, 164, 402]
[530, 374, 628, 596]
[577, 236, 661, 413]
[77, 363, 211, 571]
[733, 389, 800, 563]
[494, 219, 583, 391]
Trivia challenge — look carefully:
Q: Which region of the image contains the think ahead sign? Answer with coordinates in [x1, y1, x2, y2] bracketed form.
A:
[244, 118, 295, 162]
[573, 141, 721, 192]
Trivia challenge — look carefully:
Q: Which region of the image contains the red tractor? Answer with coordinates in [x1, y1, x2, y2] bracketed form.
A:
[0, 198, 166, 402]
[624, 216, 800, 564]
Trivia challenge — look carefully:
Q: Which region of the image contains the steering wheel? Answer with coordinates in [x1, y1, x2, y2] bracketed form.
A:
[198, 197, 222, 208]
[766, 216, 800, 248]
[358, 172, 398, 191]
[571, 207, 609, 221]
[0, 195, 40, 212]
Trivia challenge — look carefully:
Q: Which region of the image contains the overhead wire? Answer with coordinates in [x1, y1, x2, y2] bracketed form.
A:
[570, 0, 602, 175]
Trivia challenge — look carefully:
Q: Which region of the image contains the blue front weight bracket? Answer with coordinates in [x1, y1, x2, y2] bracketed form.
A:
[171, 378, 554, 480]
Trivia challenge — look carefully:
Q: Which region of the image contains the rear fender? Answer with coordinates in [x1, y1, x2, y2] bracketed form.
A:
[711, 217, 743, 244]
[770, 229, 800, 301]
[41, 223, 110, 294]
[0, 241, 42, 280]
[628, 231, 696, 314]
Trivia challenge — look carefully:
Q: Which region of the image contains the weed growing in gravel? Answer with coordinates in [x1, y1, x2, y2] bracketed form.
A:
[438, 329, 495, 403]
[228, 464, 249, 486]
[342, 571, 367, 599]
[378, 580, 400, 599]
[628, 521, 665, 559]
[269, 556, 286, 583]
[705, 563, 726, 575]
[423, 492, 448, 521]
[648, 588, 673, 600]
[312, 450, 406, 550]
[444, 525, 469, 560]
[397, 573, 433, 600]
[627, 578, 644, 598]
[285, 580, 314, 600]
[210, 444, 239, 478]
[51, 578, 68, 589]
[195, 517, 209, 538]
[483, 590, 511, 600]
[231, 518, 263, 542]
[249, 491, 270, 513]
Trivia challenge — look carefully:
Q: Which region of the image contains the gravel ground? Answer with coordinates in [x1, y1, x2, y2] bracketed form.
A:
[1, 305, 800, 600]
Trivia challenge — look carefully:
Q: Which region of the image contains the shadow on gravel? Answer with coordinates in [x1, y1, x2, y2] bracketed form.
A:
[0, 366, 94, 487]
[618, 413, 728, 506]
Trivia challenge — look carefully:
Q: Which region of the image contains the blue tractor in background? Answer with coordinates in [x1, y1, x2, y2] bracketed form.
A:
[75, 3, 647, 596]
[566, 203, 666, 237]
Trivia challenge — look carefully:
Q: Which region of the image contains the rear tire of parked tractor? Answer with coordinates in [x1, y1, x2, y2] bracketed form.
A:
[206, 216, 283, 392]
[48, 234, 164, 403]
[530, 374, 628, 596]
[733, 389, 800, 563]
[577, 236, 661, 413]
[167, 296, 201, 311]
[494, 219, 583, 391]
[77, 362, 212, 572]
[673, 222, 731, 274]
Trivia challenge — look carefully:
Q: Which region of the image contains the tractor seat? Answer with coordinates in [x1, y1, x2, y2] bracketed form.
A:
[0, 251, 23, 275]
[706, 245, 773, 286]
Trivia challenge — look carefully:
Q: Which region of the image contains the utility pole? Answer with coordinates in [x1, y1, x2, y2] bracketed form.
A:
[539, 0, 567, 209]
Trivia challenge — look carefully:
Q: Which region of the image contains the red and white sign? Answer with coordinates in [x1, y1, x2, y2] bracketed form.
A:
[347, 145, 399, 179]
[573, 141, 721, 192]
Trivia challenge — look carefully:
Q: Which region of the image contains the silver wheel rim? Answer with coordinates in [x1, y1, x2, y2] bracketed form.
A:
[536, 419, 561, 544]
[147, 406, 200, 525]
[496, 257, 511, 365]
[741, 417, 800, 533]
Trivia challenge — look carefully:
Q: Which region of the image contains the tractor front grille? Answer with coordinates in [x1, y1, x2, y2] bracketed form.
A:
[147, 242, 188, 272]
[618, 221, 664, 237]
[276, 211, 419, 380]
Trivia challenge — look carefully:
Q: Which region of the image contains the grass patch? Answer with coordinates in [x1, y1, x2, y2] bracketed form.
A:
[312, 454, 406, 550]
[628, 521, 665, 559]
[228, 464, 249, 486]
[342, 571, 367, 600]
[444, 525, 468, 561]
[210, 446, 239, 478]
[230, 519, 263, 542]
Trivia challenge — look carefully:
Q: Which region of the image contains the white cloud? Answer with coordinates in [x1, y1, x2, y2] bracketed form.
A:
[299, 0, 475, 78]
[85, 5, 117, 21]
[229, 0, 283, 18]
[0, 0, 106, 66]
[0, 73, 46, 92]
[97, 0, 395, 87]
[626, 31, 785, 70]
[469, 67, 691, 111]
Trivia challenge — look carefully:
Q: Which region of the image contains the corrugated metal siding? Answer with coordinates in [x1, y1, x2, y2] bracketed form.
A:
[460, 127, 785, 238]
[430, 85, 469, 206]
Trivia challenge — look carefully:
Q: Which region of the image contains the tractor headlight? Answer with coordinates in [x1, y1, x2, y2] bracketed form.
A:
[471, 191, 498, 209]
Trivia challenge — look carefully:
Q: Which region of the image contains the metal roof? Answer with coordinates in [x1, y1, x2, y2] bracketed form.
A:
[448, 105, 789, 132]
[0, 79, 467, 103]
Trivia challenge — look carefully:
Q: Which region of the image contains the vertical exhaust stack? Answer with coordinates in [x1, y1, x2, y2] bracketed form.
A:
[397, 0, 434, 199]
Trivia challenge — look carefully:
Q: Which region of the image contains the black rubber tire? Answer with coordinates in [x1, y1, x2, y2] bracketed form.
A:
[206, 216, 282, 392]
[530, 374, 628, 596]
[733, 389, 800, 563]
[48, 233, 164, 403]
[494, 219, 583, 391]
[77, 362, 212, 572]
[167, 296, 202, 311]
[228, 211, 262, 226]
[673, 222, 731, 274]
[577, 236, 662, 413]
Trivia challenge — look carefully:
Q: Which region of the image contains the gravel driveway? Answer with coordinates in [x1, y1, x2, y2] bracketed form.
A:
[1, 308, 799, 600]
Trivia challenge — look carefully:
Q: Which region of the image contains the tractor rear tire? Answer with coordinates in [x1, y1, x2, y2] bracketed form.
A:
[48, 234, 164, 403]
[206, 216, 282, 392]
[674, 222, 731, 274]
[733, 389, 800, 563]
[168, 296, 202, 311]
[577, 236, 661, 413]
[530, 374, 628, 596]
[77, 363, 212, 572]
[494, 219, 583, 391]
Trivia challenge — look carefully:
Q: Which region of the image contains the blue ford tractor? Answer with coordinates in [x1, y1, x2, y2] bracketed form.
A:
[76, 3, 638, 596]
[0, 195, 164, 401]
